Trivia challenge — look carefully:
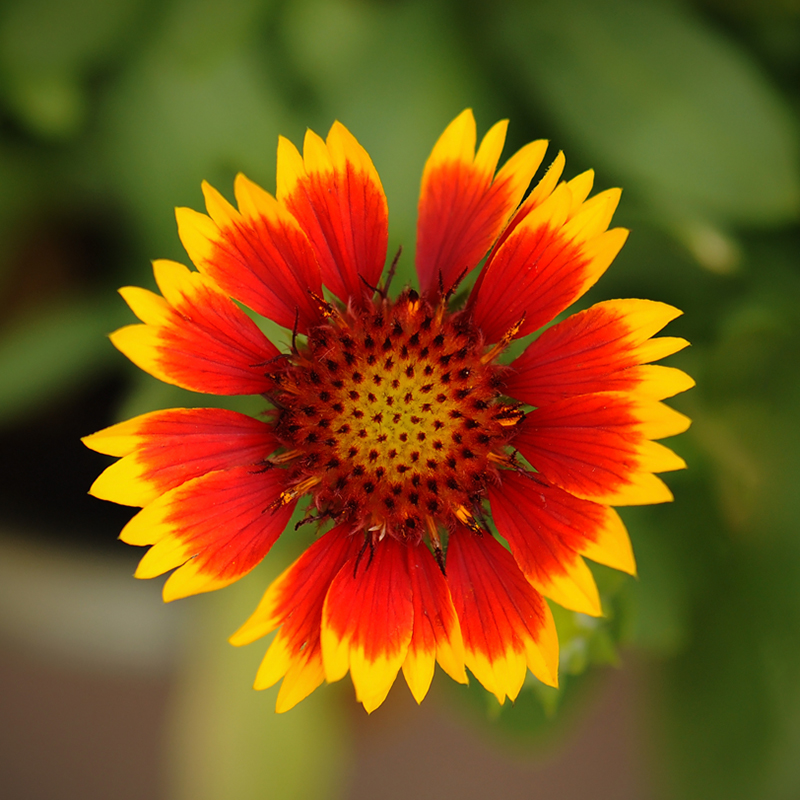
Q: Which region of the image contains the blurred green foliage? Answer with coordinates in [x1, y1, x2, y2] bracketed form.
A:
[2, 0, 800, 798]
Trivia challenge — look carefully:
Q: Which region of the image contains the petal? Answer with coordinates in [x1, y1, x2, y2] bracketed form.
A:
[230, 523, 362, 712]
[566, 170, 596, 210]
[276, 122, 388, 305]
[497, 151, 567, 249]
[121, 465, 296, 601]
[467, 150, 566, 302]
[415, 109, 547, 295]
[514, 392, 691, 506]
[506, 299, 694, 405]
[321, 535, 413, 713]
[468, 178, 628, 343]
[446, 528, 559, 703]
[112, 260, 279, 395]
[83, 408, 279, 507]
[491, 471, 635, 579]
[175, 178, 324, 333]
[401, 542, 467, 704]
[490, 471, 635, 615]
[272, 654, 326, 715]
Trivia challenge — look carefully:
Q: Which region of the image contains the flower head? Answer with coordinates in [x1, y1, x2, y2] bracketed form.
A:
[84, 110, 693, 713]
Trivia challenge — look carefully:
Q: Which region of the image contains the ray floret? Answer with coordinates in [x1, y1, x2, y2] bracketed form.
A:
[84, 111, 692, 712]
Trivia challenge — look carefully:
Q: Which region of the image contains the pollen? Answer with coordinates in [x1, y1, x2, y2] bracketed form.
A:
[271, 290, 516, 543]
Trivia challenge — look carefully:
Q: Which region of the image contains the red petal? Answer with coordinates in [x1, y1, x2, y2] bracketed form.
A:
[277, 122, 388, 305]
[468, 181, 627, 343]
[176, 178, 324, 333]
[321, 535, 413, 712]
[446, 528, 558, 702]
[85, 408, 279, 507]
[112, 260, 279, 395]
[506, 299, 692, 405]
[402, 542, 466, 703]
[121, 465, 296, 601]
[231, 524, 362, 711]
[513, 392, 689, 506]
[415, 110, 547, 296]
[490, 471, 590, 578]
[233, 524, 361, 646]
[467, 151, 567, 304]
[489, 472, 619, 614]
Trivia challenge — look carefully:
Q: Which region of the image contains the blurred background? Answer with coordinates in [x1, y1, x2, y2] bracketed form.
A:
[1, 0, 800, 798]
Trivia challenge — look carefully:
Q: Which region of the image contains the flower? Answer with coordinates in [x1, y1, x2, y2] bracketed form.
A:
[84, 110, 693, 713]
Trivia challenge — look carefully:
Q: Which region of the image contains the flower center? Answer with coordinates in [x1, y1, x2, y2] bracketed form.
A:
[272, 291, 520, 544]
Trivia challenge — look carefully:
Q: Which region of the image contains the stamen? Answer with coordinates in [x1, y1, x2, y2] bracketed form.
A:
[353, 534, 375, 576]
[294, 508, 331, 530]
[494, 404, 525, 427]
[425, 514, 441, 546]
[444, 266, 469, 303]
[455, 504, 483, 534]
[381, 245, 403, 297]
[434, 295, 446, 326]
[481, 314, 526, 364]
[487, 451, 514, 467]
[358, 273, 382, 297]
[271, 295, 510, 541]
[308, 290, 346, 326]
[278, 475, 321, 505]
[271, 449, 302, 464]
[424, 515, 446, 573]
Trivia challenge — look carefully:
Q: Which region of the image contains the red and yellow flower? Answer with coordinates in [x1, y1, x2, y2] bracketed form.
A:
[84, 110, 692, 713]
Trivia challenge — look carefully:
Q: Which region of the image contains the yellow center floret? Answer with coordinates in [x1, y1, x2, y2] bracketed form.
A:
[272, 290, 521, 544]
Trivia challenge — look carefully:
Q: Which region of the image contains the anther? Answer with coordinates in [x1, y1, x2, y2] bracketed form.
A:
[271, 449, 302, 464]
[481, 313, 526, 364]
[494, 404, 525, 427]
[455, 505, 483, 534]
[308, 290, 345, 326]
[488, 451, 514, 467]
[278, 475, 321, 505]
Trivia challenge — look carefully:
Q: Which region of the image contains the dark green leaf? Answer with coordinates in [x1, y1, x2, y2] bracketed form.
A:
[0, 297, 123, 423]
[495, 0, 800, 226]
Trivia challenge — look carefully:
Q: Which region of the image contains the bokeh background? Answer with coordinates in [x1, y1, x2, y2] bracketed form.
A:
[1, 0, 800, 798]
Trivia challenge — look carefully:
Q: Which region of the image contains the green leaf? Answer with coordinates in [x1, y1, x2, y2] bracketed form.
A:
[0, 297, 123, 424]
[617, 507, 692, 656]
[655, 541, 800, 800]
[0, 0, 144, 137]
[495, 0, 800, 227]
[97, 3, 291, 264]
[0, 0, 143, 72]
